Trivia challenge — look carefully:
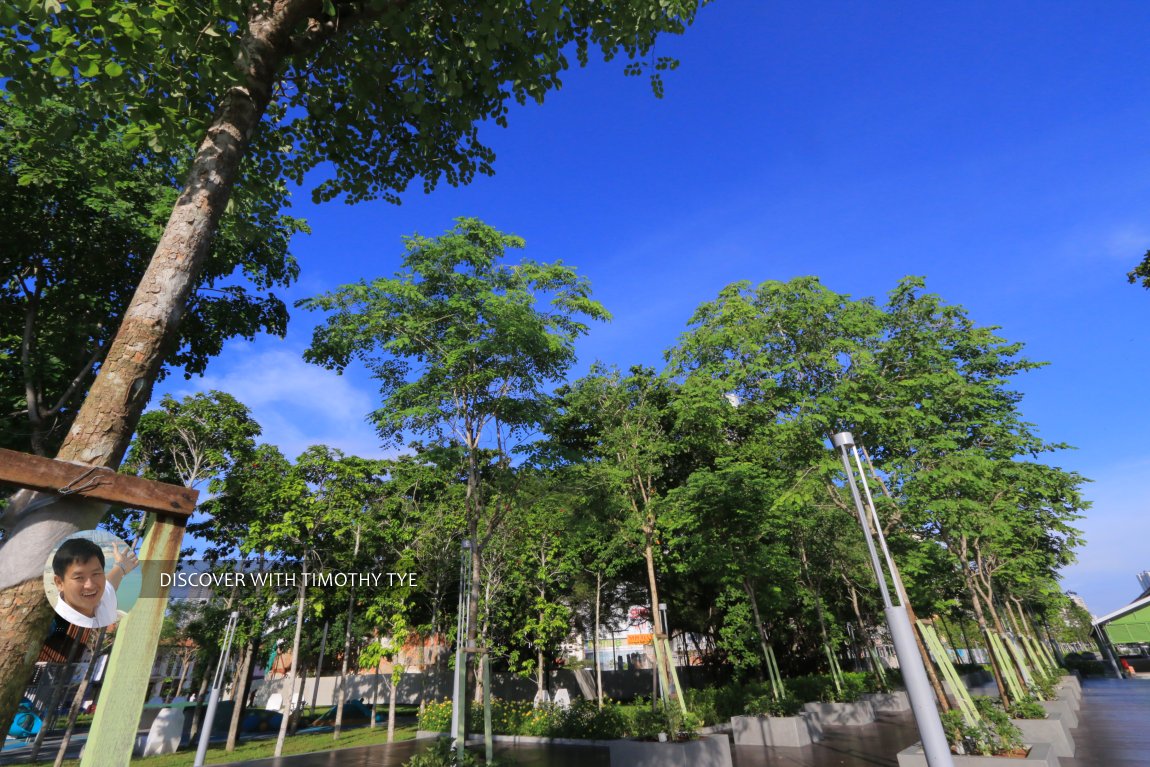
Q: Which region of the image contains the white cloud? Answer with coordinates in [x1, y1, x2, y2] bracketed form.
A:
[1100, 224, 1150, 263]
[170, 347, 395, 461]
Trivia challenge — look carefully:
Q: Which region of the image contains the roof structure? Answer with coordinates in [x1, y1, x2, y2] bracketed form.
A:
[1094, 591, 1150, 644]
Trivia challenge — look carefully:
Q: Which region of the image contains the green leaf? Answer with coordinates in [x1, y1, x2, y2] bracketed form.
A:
[105, 61, 124, 77]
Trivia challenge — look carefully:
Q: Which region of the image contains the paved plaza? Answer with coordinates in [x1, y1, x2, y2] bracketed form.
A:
[3, 677, 1143, 766]
[203, 677, 1149, 767]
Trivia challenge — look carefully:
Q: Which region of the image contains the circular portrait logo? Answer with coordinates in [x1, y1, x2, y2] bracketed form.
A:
[43, 530, 140, 629]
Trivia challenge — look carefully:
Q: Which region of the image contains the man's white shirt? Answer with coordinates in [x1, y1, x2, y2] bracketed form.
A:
[54, 582, 119, 628]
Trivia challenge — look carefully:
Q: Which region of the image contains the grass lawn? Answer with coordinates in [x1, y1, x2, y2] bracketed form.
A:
[36, 723, 419, 767]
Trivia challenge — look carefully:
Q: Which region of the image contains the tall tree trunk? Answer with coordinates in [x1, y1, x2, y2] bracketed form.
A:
[642, 532, 674, 706]
[187, 665, 212, 743]
[226, 640, 256, 753]
[387, 668, 400, 742]
[274, 562, 309, 757]
[334, 525, 362, 740]
[310, 620, 329, 715]
[959, 614, 975, 664]
[464, 427, 485, 709]
[468, 520, 482, 707]
[742, 576, 775, 678]
[968, 585, 1011, 708]
[173, 650, 192, 701]
[0, 3, 309, 734]
[594, 571, 603, 708]
[369, 656, 382, 730]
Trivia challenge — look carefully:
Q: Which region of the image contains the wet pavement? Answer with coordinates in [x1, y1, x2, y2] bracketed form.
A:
[731, 711, 919, 767]
[212, 740, 610, 767]
[1061, 677, 1150, 767]
[200, 676, 1150, 766]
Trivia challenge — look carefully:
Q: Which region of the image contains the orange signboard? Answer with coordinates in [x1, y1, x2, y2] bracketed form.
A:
[627, 633, 653, 645]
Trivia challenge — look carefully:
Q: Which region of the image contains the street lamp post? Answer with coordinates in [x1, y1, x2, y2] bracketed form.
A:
[832, 432, 953, 767]
[193, 610, 240, 767]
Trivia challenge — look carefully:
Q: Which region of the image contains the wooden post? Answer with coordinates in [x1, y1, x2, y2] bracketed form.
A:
[0, 447, 197, 765]
[79, 514, 187, 767]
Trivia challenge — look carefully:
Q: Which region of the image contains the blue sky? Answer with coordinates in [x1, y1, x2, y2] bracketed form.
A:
[163, 1, 1150, 617]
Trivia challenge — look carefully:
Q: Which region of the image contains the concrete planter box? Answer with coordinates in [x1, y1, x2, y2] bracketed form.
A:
[1055, 683, 1080, 704]
[1053, 686, 1080, 710]
[1013, 713, 1074, 757]
[605, 734, 732, 767]
[1054, 692, 1079, 712]
[731, 714, 817, 747]
[1039, 699, 1077, 729]
[897, 742, 1059, 767]
[863, 690, 910, 713]
[800, 699, 876, 728]
[1058, 673, 1081, 692]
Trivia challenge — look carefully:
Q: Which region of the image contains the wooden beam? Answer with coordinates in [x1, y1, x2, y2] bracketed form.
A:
[0, 448, 197, 516]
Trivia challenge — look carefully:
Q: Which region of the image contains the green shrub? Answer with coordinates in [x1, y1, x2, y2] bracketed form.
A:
[1008, 696, 1047, 720]
[1029, 672, 1058, 700]
[684, 687, 719, 726]
[426, 696, 641, 740]
[686, 683, 767, 725]
[744, 692, 802, 717]
[839, 672, 869, 702]
[1062, 657, 1107, 677]
[404, 737, 481, 767]
[786, 674, 834, 704]
[629, 705, 701, 741]
[941, 697, 1024, 755]
[550, 699, 630, 740]
[941, 708, 1024, 757]
[787, 673, 868, 703]
[417, 699, 453, 733]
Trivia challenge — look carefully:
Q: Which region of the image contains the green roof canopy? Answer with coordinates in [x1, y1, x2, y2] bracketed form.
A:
[1094, 594, 1150, 644]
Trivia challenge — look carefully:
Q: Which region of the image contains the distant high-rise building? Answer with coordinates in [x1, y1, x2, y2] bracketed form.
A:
[1067, 591, 1089, 613]
[1138, 570, 1150, 593]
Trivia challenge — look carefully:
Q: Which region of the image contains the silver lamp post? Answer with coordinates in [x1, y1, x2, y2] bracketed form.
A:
[832, 432, 954, 767]
[193, 610, 240, 767]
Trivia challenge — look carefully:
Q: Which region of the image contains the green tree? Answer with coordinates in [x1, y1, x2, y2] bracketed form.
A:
[124, 391, 261, 489]
[866, 280, 1087, 704]
[300, 218, 608, 704]
[0, 0, 703, 725]
[549, 364, 686, 706]
[0, 100, 300, 458]
[665, 277, 885, 675]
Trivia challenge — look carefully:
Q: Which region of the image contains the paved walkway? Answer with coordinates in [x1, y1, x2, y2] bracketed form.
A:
[731, 710, 919, 767]
[213, 741, 607, 767]
[731, 677, 1150, 767]
[1061, 677, 1150, 767]
[12, 676, 1125, 766]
